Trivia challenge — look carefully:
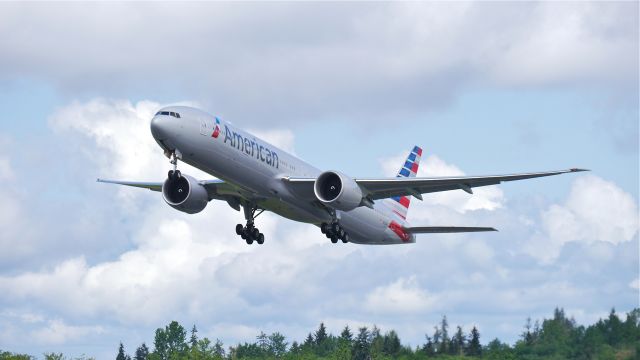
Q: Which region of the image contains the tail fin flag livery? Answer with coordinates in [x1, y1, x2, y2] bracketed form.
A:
[384, 146, 422, 221]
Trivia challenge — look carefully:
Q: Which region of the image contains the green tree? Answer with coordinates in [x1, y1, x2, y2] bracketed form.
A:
[381, 330, 401, 356]
[340, 326, 353, 345]
[189, 325, 198, 349]
[422, 335, 435, 357]
[450, 326, 465, 355]
[134, 343, 149, 360]
[352, 327, 370, 360]
[116, 342, 129, 360]
[269, 332, 288, 357]
[152, 321, 187, 360]
[437, 316, 449, 355]
[466, 326, 481, 356]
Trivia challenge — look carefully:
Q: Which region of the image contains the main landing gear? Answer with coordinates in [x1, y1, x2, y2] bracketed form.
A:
[236, 205, 265, 245]
[320, 211, 349, 244]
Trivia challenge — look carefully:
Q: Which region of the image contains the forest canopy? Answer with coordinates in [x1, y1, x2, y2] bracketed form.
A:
[1, 307, 638, 360]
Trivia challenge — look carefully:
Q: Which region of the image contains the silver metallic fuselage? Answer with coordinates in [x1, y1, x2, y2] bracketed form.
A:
[150, 106, 415, 245]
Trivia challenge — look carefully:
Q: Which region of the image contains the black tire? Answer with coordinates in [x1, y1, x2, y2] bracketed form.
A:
[330, 236, 338, 244]
[342, 234, 349, 243]
[241, 229, 247, 240]
[320, 223, 328, 234]
[257, 233, 264, 244]
[252, 228, 260, 240]
[338, 228, 345, 239]
[236, 224, 244, 235]
[331, 222, 340, 234]
[246, 238, 253, 245]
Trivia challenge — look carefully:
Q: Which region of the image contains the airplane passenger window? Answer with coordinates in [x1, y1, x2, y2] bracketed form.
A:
[170, 112, 176, 117]
[175, 113, 181, 118]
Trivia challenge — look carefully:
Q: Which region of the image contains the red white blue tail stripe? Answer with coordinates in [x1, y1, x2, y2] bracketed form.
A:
[384, 146, 422, 221]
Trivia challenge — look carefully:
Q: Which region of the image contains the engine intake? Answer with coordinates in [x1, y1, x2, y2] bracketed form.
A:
[314, 171, 363, 211]
[162, 173, 209, 214]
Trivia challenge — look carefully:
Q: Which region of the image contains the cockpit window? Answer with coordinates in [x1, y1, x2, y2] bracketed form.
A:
[155, 111, 181, 118]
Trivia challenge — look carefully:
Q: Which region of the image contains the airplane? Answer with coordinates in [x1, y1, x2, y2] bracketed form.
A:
[98, 106, 587, 245]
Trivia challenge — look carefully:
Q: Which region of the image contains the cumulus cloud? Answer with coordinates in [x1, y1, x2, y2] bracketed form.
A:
[365, 276, 438, 315]
[527, 175, 639, 263]
[0, 2, 635, 124]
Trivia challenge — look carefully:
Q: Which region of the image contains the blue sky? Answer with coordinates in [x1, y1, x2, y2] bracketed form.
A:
[0, 2, 637, 359]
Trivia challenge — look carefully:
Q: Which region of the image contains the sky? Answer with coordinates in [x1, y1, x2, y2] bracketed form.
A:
[0, 2, 638, 358]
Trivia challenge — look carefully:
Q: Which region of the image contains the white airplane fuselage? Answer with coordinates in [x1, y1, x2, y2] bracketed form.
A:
[150, 106, 414, 245]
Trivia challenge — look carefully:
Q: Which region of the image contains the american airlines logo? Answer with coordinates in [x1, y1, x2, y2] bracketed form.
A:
[221, 125, 279, 169]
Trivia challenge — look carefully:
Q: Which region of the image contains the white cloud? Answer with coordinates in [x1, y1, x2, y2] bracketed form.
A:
[31, 319, 104, 346]
[0, 2, 635, 123]
[527, 175, 639, 263]
[629, 278, 639, 290]
[365, 276, 437, 315]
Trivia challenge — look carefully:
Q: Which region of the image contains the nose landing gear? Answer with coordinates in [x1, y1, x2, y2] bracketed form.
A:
[237, 204, 265, 245]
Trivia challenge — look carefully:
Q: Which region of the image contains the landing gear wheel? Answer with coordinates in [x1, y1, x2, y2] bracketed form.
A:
[246, 237, 254, 245]
[236, 224, 244, 235]
[320, 223, 328, 234]
[257, 233, 264, 244]
[342, 234, 349, 243]
[338, 228, 345, 239]
[251, 227, 260, 240]
[330, 236, 338, 244]
[331, 222, 340, 234]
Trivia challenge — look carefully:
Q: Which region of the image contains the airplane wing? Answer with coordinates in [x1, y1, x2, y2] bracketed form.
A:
[283, 168, 588, 201]
[96, 178, 237, 202]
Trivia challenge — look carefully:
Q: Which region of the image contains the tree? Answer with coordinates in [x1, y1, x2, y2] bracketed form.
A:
[466, 326, 481, 356]
[134, 343, 149, 360]
[437, 315, 449, 355]
[189, 325, 198, 349]
[450, 326, 465, 355]
[315, 323, 328, 346]
[382, 330, 401, 356]
[268, 332, 288, 357]
[256, 331, 269, 354]
[116, 343, 129, 360]
[352, 327, 370, 360]
[152, 321, 187, 360]
[422, 335, 435, 357]
[340, 325, 353, 345]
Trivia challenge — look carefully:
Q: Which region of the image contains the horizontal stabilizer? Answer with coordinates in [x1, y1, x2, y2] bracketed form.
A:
[404, 226, 497, 234]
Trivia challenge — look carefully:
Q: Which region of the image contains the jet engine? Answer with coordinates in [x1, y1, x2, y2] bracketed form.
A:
[314, 171, 363, 211]
[162, 173, 209, 214]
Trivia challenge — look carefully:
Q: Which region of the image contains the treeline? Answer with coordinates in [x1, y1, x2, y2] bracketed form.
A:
[1, 308, 638, 360]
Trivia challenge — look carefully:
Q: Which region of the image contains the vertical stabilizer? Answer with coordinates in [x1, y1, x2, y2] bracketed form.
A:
[384, 146, 422, 221]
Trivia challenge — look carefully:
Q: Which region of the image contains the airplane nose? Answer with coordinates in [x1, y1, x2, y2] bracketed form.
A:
[150, 115, 168, 140]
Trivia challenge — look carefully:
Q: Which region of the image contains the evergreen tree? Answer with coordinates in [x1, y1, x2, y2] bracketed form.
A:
[268, 332, 288, 357]
[466, 326, 481, 356]
[213, 339, 225, 358]
[339, 325, 353, 344]
[450, 326, 465, 355]
[369, 325, 383, 357]
[256, 331, 269, 353]
[116, 342, 127, 360]
[289, 341, 301, 355]
[438, 315, 449, 354]
[315, 322, 328, 346]
[422, 335, 435, 357]
[134, 343, 149, 360]
[189, 325, 198, 349]
[382, 330, 401, 356]
[352, 327, 370, 360]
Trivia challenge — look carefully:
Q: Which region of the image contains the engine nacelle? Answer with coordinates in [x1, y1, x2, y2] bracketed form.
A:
[162, 173, 209, 214]
[314, 171, 363, 211]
